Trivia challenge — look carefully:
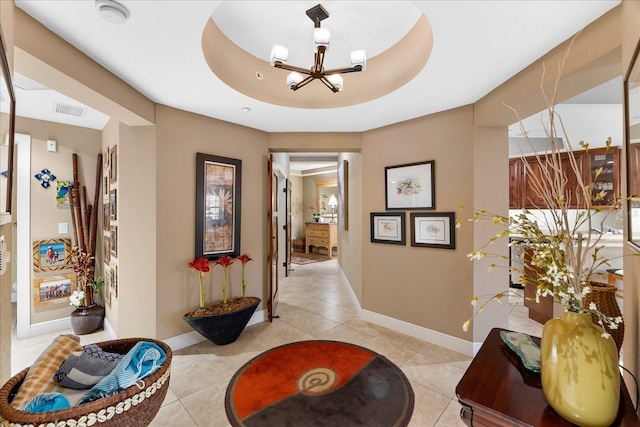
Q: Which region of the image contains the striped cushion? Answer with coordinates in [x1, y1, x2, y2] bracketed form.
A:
[11, 335, 83, 409]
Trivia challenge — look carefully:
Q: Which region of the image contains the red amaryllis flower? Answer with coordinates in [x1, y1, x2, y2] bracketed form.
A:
[188, 258, 210, 273]
[215, 256, 234, 268]
[237, 254, 253, 264]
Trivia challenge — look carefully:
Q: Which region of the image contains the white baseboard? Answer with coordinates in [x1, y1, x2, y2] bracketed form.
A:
[29, 315, 118, 340]
[359, 309, 474, 356]
[30, 317, 71, 337]
[163, 272, 476, 357]
[338, 267, 474, 356]
[163, 308, 267, 352]
[103, 317, 116, 340]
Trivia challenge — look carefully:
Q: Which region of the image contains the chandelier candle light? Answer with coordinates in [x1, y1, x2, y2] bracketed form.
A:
[270, 4, 366, 93]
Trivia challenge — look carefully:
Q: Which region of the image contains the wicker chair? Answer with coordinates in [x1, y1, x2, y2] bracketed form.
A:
[0, 337, 172, 427]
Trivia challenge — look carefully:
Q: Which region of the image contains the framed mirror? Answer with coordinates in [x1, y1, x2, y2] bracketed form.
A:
[625, 40, 640, 250]
[0, 31, 15, 214]
[316, 178, 337, 221]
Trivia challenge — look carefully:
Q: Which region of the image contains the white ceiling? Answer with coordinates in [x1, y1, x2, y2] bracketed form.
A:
[13, 0, 621, 133]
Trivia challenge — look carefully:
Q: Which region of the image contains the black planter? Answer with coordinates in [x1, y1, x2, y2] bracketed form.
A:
[70, 304, 105, 335]
[184, 297, 260, 345]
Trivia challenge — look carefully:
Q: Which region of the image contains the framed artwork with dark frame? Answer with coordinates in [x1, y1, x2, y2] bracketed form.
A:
[625, 39, 640, 250]
[410, 212, 455, 249]
[385, 161, 435, 210]
[195, 153, 242, 260]
[103, 202, 110, 231]
[33, 238, 71, 272]
[370, 212, 405, 245]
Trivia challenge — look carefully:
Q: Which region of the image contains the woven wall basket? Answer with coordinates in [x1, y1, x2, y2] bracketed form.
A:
[0, 337, 172, 427]
[583, 282, 624, 354]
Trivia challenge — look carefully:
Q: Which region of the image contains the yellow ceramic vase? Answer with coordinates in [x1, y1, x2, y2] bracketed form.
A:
[541, 311, 620, 427]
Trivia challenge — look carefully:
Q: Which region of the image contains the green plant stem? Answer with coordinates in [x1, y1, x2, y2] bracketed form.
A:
[199, 272, 206, 309]
[222, 268, 228, 304]
[242, 266, 246, 298]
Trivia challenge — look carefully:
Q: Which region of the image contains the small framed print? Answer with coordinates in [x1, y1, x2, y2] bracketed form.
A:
[33, 239, 71, 272]
[370, 212, 405, 245]
[385, 160, 435, 210]
[110, 226, 118, 258]
[103, 203, 110, 231]
[410, 212, 455, 249]
[109, 145, 118, 183]
[33, 274, 76, 307]
[104, 236, 110, 263]
[109, 189, 117, 220]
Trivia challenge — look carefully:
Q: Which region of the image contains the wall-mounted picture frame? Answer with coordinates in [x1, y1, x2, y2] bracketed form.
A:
[410, 212, 455, 249]
[370, 212, 405, 245]
[109, 145, 118, 183]
[104, 236, 110, 263]
[33, 238, 71, 272]
[56, 181, 73, 209]
[195, 153, 242, 259]
[110, 226, 118, 258]
[103, 202, 110, 232]
[104, 263, 111, 306]
[385, 160, 435, 210]
[33, 274, 76, 307]
[625, 39, 640, 250]
[103, 175, 109, 196]
[111, 263, 118, 298]
[338, 160, 349, 230]
[109, 189, 117, 220]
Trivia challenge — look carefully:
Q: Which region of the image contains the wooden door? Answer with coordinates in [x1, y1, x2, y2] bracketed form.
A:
[268, 155, 279, 321]
[285, 179, 292, 277]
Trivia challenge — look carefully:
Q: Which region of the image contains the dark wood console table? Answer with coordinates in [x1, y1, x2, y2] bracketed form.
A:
[456, 328, 639, 426]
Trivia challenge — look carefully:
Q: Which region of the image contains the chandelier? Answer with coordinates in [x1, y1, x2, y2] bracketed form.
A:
[269, 4, 366, 93]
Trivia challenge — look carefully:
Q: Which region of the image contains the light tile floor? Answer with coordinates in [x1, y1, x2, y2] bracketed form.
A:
[10, 258, 543, 426]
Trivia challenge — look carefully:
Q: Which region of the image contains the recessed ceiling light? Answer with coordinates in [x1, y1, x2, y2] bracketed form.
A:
[241, 107, 252, 113]
[95, 0, 130, 25]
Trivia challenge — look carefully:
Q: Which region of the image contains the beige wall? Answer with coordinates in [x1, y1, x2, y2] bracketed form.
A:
[0, 0, 15, 385]
[338, 152, 362, 302]
[17, 117, 101, 325]
[155, 105, 269, 340]
[621, 0, 640, 405]
[361, 106, 475, 340]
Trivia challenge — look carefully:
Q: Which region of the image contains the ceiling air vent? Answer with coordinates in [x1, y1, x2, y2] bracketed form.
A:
[53, 102, 86, 117]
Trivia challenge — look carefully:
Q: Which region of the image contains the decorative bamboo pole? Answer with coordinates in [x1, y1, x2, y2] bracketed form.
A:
[90, 154, 102, 257]
[72, 154, 86, 253]
[82, 186, 90, 251]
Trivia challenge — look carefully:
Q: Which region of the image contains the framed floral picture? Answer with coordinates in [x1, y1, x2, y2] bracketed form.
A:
[33, 238, 71, 272]
[370, 212, 405, 245]
[195, 153, 242, 259]
[385, 161, 435, 210]
[410, 212, 455, 249]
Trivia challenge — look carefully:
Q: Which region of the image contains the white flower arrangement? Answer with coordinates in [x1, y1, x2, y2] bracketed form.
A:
[69, 290, 86, 308]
